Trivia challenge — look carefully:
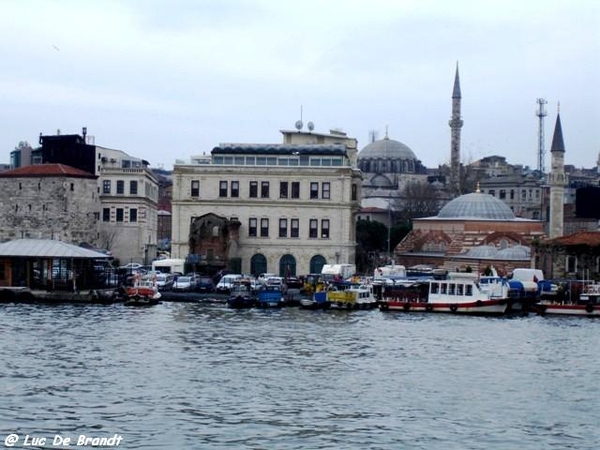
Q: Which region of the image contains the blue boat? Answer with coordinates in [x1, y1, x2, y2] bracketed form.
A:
[256, 285, 284, 308]
[299, 290, 330, 310]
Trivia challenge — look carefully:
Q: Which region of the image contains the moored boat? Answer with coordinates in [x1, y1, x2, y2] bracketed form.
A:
[534, 282, 600, 317]
[379, 272, 510, 315]
[124, 279, 161, 306]
[299, 291, 330, 310]
[327, 282, 378, 310]
[256, 285, 284, 308]
[227, 280, 256, 309]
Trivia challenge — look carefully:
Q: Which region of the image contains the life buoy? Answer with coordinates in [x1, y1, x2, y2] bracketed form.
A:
[380, 302, 389, 311]
[450, 304, 458, 313]
[403, 302, 410, 311]
[586, 303, 594, 313]
[425, 304, 433, 312]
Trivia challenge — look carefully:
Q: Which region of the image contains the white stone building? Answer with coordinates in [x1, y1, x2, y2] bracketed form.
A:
[171, 128, 362, 276]
[97, 147, 159, 265]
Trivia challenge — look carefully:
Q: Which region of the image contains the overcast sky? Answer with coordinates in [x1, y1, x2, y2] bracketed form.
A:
[1, 0, 598, 171]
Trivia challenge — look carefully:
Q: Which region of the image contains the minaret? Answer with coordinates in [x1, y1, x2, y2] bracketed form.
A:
[449, 62, 463, 195]
[548, 107, 567, 238]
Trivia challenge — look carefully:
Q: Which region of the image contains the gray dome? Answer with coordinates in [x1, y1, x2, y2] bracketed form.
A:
[358, 136, 417, 161]
[369, 174, 394, 187]
[465, 245, 498, 258]
[438, 192, 515, 220]
[496, 245, 531, 260]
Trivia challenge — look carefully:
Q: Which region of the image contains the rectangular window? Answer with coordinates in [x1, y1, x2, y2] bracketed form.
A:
[191, 180, 199, 197]
[310, 182, 319, 199]
[309, 219, 318, 238]
[116, 180, 125, 195]
[249, 181, 258, 198]
[489, 189, 495, 197]
[510, 189, 515, 200]
[102, 208, 110, 222]
[219, 181, 228, 197]
[130, 208, 137, 222]
[261, 181, 270, 198]
[280, 181, 289, 198]
[260, 218, 269, 237]
[499, 190, 506, 199]
[351, 184, 358, 201]
[116, 208, 124, 222]
[231, 181, 239, 198]
[322, 182, 330, 199]
[291, 182, 300, 199]
[279, 218, 287, 237]
[130, 180, 138, 195]
[248, 218, 257, 237]
[291, 219, 299, 238]
[103, 180, 111, 194]
[566, 255, 577, 273]
[321, 219, 330, 238]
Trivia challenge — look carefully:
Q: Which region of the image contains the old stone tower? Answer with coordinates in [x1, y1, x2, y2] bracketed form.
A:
[548, 110, 566, 238]
[449, 63, 463, 195]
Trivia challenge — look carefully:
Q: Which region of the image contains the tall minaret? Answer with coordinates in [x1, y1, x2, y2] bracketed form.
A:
[449, 62, 463, 195]
[548, 107, 566, 238]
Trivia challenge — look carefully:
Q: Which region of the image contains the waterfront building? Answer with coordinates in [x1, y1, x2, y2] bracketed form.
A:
[395, 188, 545, 275]
[534, 230, 600, 280]
[9, 128, 160, 264]
[171, 127, 362, 276]
[0, 164, 99, 244]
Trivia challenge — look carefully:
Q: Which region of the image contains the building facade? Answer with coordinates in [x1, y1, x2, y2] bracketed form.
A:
[171, 130, 362, 276]
[97, 147, 159, 265]
[0, 164, 100, 244]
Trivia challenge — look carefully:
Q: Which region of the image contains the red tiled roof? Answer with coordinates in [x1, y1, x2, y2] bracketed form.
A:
[0, 164, 95, 178]
[548, 231, 600, 247]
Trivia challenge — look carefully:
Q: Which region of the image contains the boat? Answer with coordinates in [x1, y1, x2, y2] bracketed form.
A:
[326, 282, 378, 310]
[256, 284, 284, 308]
[299, 290, 330, 310]
[227, 280, 256, 309]
[124, 278, 161, 306]
[534, 282, 600, 317]
[379, 272, 510, 315]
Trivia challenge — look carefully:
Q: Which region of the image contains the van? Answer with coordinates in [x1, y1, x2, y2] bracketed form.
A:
[216, 274, 242, 293]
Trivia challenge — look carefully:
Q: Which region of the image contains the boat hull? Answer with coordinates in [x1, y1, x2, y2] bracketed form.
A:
[535, 303, 600, 317]
[380, 299, 508, 315]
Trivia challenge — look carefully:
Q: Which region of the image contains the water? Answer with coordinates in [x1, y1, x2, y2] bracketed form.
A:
[1, 302, 599, 449]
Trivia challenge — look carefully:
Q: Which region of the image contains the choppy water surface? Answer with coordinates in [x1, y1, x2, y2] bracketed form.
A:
[1, 302, 599, 449]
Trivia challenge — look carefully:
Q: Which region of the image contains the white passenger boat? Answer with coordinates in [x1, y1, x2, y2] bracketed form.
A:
[379, 272, 510, 315]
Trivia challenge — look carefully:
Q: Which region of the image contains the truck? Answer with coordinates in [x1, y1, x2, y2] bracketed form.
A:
[321, 264, 356, 282]
[151, 258, 185, 275]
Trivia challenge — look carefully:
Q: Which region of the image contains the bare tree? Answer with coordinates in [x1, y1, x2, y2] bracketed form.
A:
[98, 225, 120, 252]
[395, 181, 442, 221]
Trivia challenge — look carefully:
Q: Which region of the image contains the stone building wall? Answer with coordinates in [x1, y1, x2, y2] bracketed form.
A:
[0, 176, 100, 244]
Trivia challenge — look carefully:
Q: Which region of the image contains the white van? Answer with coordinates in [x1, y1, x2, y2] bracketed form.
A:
[215, 274, 242, 293]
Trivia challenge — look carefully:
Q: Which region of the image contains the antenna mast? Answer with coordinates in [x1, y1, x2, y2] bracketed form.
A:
[536, 98, 547, 174]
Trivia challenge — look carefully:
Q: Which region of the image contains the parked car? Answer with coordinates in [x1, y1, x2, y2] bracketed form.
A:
[195, 276, 215, 293]
[215, 274, 242, 293]
[121, 262, 143, 271]
[173, 276, 193, 292]
[258, 273, 276, 285]
[155, 273, 175, 291]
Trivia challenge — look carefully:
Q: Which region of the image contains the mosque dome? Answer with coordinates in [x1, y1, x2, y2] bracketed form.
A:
[465, 245, 498, 258]
[358, 136, 418, 161]
[438, 192, 515, 220]
[496, 245, 531, 260]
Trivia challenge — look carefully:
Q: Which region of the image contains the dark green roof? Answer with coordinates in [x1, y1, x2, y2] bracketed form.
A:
[212, 144, 347, 156]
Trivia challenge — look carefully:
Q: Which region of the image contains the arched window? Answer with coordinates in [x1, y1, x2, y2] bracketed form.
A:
[279, 254, 296, 277]
[250, 254, 267, 277]
[309, 255, 327, 274]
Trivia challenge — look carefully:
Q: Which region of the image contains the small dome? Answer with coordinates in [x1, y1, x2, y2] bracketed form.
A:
[438, 192, 515, 220]
[369, 174, 394, 187]
[465, 245, 498, 258]
[358, 136, 417, 161]
[496, 245, 531, 260]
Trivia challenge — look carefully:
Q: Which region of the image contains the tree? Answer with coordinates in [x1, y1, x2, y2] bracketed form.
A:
[395, 180, 441, 221]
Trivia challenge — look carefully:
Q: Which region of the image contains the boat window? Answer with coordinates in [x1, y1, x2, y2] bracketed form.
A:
[457, 284, 464, 295]
[431, 283, 439, 294]
[466, 285, 473, 296]
[449, 283, 455, 295]
[440, 284, 447, 294]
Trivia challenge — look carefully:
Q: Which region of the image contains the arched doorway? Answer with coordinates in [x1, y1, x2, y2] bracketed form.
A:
[310, 255, 326, 274]
[279, 254, 296, 277]
[250, 254, 267, 276]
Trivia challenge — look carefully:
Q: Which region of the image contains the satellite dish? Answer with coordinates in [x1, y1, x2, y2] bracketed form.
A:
[295, 120, 303, 131]
[307, 121, 314, 131]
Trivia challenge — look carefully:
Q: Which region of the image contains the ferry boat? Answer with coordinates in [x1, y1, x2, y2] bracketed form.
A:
[534, 282, 600, 317]
[379, 272, 510, 315]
